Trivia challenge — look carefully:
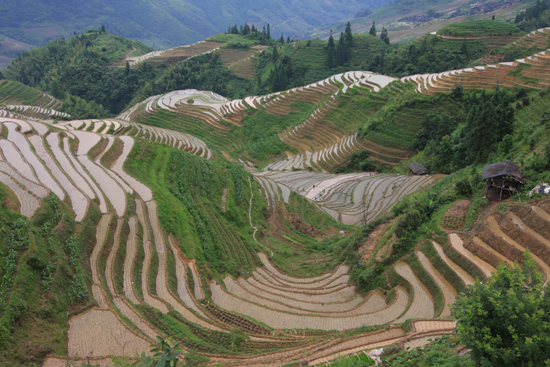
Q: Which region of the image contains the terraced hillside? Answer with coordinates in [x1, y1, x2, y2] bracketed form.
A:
[0, 116, 461, 366]
[5, 107, 547, 367]
[255, 170, 433, 225]
[5, 24, 550, 366]
[114, 41, 223, 67]
[122, 70, 408, 170]
[401, 28, 550, 95]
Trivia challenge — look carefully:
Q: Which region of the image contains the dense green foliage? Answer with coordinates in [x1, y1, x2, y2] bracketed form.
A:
[454, 253, 550, 367]
[5, 29, 153, 117]
[515, 0, 550, 32]
[335, 150, 377, 173]
[138, 53, 238, 103]
[414, 87, 516, 173]
[382, 335, 472, 366]
[134, 337, 184, 367]
[241, 102, 314, 162]
[438, 20, 522, 37]
[0, 187, 102, 366]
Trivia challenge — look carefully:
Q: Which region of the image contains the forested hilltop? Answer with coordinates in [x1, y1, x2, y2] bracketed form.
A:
[1, 10, 550, 367]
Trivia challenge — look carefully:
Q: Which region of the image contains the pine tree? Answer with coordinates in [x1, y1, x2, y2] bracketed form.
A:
[380, 28, 389, 44]
[461, 38, 469, 57]
[287, 36, 291, 43]
[267, 23, 271, 39]
[327, 30, 335, 68]
[272, 45, 279, 62]
[345, 22, 353, 47]
[278, 33, 284, 44]
[336, 32, 346, 65]
[369, 21, 376, 36]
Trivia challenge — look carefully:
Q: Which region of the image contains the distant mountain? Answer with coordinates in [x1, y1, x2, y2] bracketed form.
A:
[0, 0, 393, 52]
[302, 0, 535, 43]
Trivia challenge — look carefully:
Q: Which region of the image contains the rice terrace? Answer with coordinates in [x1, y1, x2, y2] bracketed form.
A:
[2, 3, 550, 366]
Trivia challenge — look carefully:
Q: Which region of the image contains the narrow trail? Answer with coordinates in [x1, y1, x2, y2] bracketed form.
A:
[248, 176, 273, 257]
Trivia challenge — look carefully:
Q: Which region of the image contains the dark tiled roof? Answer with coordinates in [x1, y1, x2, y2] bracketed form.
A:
[408, 162, 429, 175]
[482, 160, 525, 183]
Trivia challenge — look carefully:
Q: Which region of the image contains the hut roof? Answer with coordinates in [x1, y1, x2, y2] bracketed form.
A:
[482, 160, 525, 184]
[408, 162, 429, 175]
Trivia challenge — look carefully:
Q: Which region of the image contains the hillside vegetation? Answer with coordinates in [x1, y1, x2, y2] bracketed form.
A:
[2, 17, 550, 367]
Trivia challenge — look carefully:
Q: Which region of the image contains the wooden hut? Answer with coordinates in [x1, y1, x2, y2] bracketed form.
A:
[408, 162, 429, 175]
[482, 160, 525, 200]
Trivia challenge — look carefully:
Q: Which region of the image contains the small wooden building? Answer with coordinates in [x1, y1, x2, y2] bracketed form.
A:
[408, 162, 429, 175]
[482, 160, 525, 200]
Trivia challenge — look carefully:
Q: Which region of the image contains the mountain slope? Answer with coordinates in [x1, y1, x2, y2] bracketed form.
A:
[0, 0, 393, 53]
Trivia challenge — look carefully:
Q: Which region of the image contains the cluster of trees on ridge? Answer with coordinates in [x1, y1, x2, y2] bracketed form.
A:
[515, 0, 550, 31]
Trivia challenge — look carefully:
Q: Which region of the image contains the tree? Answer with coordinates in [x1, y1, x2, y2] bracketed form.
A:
[134, 337, 183, 367]
[278, 33, 284, 44]
[326, 30, 335, 68]
[272, 45, 279, 62]
[345, 21, 353, 47]
[267, 23, 271, 39]
[380, 27, 390, 44]
[369, 21, 376, 36]
[453, 252, 550, 367]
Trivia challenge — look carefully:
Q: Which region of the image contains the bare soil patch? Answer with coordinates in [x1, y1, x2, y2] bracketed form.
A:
[358, 222, 390, 262]
[441, 200, 470, 230]
[221, 188, 227, 212]
[0, 181, 20, 212]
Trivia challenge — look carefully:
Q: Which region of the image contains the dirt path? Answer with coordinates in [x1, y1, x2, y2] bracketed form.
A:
[417, 251, 456, 318]
[106, 218, 124, 296]
[248, 177, 272, 256]
[123, 217, 141, 304]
